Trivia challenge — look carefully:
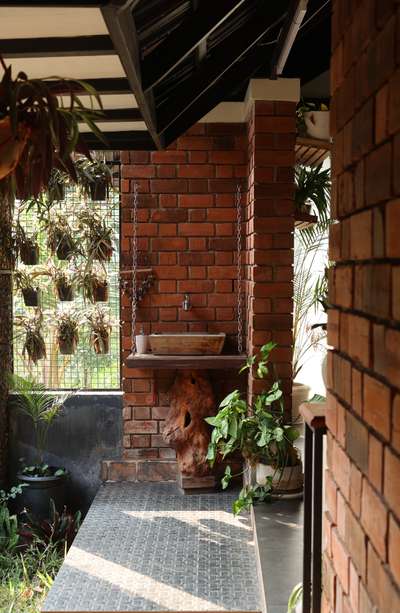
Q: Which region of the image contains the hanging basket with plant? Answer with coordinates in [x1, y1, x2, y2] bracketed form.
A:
[77, 208, 114, 262]
[14, 221, 39, 265]
[14, 309, 46, 363]
[47, 168, 69, 203]
[74, 158, 112, 202]
[75, 264, 109, 303]
[86, 306, 112, 354]
[55, 310, 80, 355]
[46, 211, 79, 261]
[42, 262, 75, 301]
[14, 268, 41, 307]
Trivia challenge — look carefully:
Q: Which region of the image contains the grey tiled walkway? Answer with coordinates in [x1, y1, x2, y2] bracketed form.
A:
[42, 483, 261, 613]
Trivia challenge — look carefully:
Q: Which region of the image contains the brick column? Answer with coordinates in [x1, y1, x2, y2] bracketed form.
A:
[324, 1, 400, 611]
[245, 81, 298, 414]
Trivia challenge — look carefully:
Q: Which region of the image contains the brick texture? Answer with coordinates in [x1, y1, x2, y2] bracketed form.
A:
[325, 1, 400, 611]
[120, 116, 295, 465]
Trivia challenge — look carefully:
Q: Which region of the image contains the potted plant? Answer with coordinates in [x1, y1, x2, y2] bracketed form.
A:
[14, 268, 40, 307]
[47, 168, 69, 203]
[75, 264, 108, 303]
[14, 222, 39, 265]
[14, 309, 46, 363]
[75, 157, 112, 201]
[45, 263, 75, 301]
[77, 208, 114, 262]
[295, 164, 331, 220]
[46, 212, 79, 260]
[86, 306, 112, 354]
[8, 374, 71, 518]
[55, 310, 80, 355]
[206, 343, 303, 515]
[296, 100, 329, 140]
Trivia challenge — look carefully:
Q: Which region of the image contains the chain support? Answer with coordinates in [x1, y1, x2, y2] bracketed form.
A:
[236, 184, 243, 354]
[131, 182, 138, 353]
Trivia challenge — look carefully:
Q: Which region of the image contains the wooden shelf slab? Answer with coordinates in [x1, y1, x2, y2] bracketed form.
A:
[295, 136, 331, 167]
[295, 211, 318, 230]
[125, 353, 247, 370]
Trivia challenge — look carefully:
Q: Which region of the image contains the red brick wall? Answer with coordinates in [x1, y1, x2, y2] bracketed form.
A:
[120, 123, 248, 478]
[246, 100, 295, 410]
[324, 0, 400, 610]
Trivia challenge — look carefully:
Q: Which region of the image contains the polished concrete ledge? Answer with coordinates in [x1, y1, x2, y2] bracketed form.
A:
[252, 500, 303, 613]
[42, 482, 261, 613]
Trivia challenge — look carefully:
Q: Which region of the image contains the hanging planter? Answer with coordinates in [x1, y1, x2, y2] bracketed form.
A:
[86, 306, 112, 355]
[46, 212, 79, 261]
[14, 310, 46, 363]
[75, 265, 109, 303]
[47, 169, 69, 203]
[0, 116, 30, 181]
[14, 269, 41, 307]
[92, 279, 109, 302]
[56, 281, 74, 302]
[14, 223, 40, 265]
[47, 264, 75, 302]
[55, 311, 80, 355]
[75, 158, 112, 202]
[77, 209, 114, 263]
[89, 180, 108, 202]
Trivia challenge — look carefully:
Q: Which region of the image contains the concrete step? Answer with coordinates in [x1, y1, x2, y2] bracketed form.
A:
[42, 482, 262, 613]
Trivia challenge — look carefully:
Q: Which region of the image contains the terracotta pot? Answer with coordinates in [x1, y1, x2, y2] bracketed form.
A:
[256, 460, 304, 499]
[20, 243, 39, 265]
[304, 110, 330, 141]
[58, 337, 77, 355]
[292, 382, 311, 421]
[22, 288, 40, 307]
[56, 283, 74, 301]
[92, 281, 108, 302]
[0, 117, 30, 180]
[92, 331, 109, 354]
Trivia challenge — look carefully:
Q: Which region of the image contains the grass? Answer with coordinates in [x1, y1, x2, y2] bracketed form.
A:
[0, 540, 64, 613]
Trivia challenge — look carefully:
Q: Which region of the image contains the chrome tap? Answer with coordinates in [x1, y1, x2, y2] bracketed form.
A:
[182, 294, 191, 311]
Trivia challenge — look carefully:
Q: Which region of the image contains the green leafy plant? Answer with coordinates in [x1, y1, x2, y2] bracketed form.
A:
[14, 221, 39, 265]
[287, 582, 303, 612]
[206, 343, 300, 514]
[0, 503, 19, 553]
[295, 164, 330, 222]
[86, 305, 112, 354]
[8, 373, 71, 471]
[55, 310, 81, 355]
[45, 211, 80, 260]
[14, 309, 46, 363]
[77, 208, 114, 262]
[0, 57, 106, 199]
[20, 499, 81, 552]
[75, 264, 108, 303]
[74, 157, 112, 201]
[46, 168, 69, 203]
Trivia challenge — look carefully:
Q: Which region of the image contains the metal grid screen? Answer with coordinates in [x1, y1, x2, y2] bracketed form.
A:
[12, 163, 121, 390]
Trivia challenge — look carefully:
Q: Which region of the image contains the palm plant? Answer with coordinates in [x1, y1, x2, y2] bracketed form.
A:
[295, 164, 330, 222]
[8, 374, 70, 468]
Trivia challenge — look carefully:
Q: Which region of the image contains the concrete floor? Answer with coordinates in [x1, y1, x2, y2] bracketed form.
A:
[42, 482, 261, 613]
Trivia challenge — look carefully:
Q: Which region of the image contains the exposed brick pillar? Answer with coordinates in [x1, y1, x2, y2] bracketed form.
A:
[245, 81, 298, 414]
[324, 1, 400, 611]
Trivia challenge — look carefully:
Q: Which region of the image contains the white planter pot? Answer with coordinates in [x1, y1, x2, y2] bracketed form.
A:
[292, 382, 311, 421]
[256, 461, 304, 499]
[304, 110, 330, 141]
[135, 335, 149, 355]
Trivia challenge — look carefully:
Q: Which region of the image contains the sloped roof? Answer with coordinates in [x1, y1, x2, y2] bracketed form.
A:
[0, 0, 330, 150]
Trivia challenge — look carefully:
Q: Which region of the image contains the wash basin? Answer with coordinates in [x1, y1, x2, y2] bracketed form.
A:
[148, 333, 226, 355]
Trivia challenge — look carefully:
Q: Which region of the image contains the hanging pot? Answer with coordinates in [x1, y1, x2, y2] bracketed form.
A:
[304, 110, 330, 141]
[89, 180, 108, 202]
[22, 288, 40, 307]
[56, 282, 74, 302]
[58, 337, 77, 355]
[256, 460, 304, 499]
[20, 243, 39, 265]
[92, 280, 108, 302]
[55, 236, 74, 260]
[48, 182, 65, 203]
[0, 117, 31, 180]
[92, 331, 110, 354]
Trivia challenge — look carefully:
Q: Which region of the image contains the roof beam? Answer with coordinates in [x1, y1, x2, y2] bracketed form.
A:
[48, 77, 131, 95]
[270, 0, 308, 77]
[161, 47, 267, 147]
[101, 1, 161, 148]
[141, 0, 246, 92]
[101, 108, 142, 121]
[0, 35, 115, 58]
[82, 129, 154, 151]
[157, 5, 288, 134]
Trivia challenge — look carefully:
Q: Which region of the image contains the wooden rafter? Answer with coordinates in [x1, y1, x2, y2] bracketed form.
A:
[0, 35, 115, 58]
[81, 129, 154, 150]
[157, 4, 289, 136]
[141, 0, 246, 92]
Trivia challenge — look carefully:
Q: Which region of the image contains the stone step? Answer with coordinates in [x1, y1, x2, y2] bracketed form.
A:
[42, 482, 262, 613]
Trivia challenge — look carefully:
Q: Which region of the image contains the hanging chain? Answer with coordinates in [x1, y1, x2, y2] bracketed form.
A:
[131, 182, 138, 353]
[236, 184, 243, 355]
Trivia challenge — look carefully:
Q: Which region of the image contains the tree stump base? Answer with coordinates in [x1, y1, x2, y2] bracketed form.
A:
[177, 472, 217, 495]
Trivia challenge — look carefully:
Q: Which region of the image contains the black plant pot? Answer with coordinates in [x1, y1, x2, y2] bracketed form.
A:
[48, 183, 65, 202]
[20, 244, 39, 265]
[56, 237, 74, 260]
[22, 288, 40, 307]
[89, 180, 108, 202]
[56, 283, 74, 301]
[92, 281, 108, 302]
[17, 470, 68, 519]
[58, 338, 77, 355]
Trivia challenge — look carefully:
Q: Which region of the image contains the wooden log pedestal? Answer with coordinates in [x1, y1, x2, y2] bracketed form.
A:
[162, 369, 218, 494]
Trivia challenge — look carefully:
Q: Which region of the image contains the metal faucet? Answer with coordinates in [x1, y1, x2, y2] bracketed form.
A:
[182, 294, 191, 311]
